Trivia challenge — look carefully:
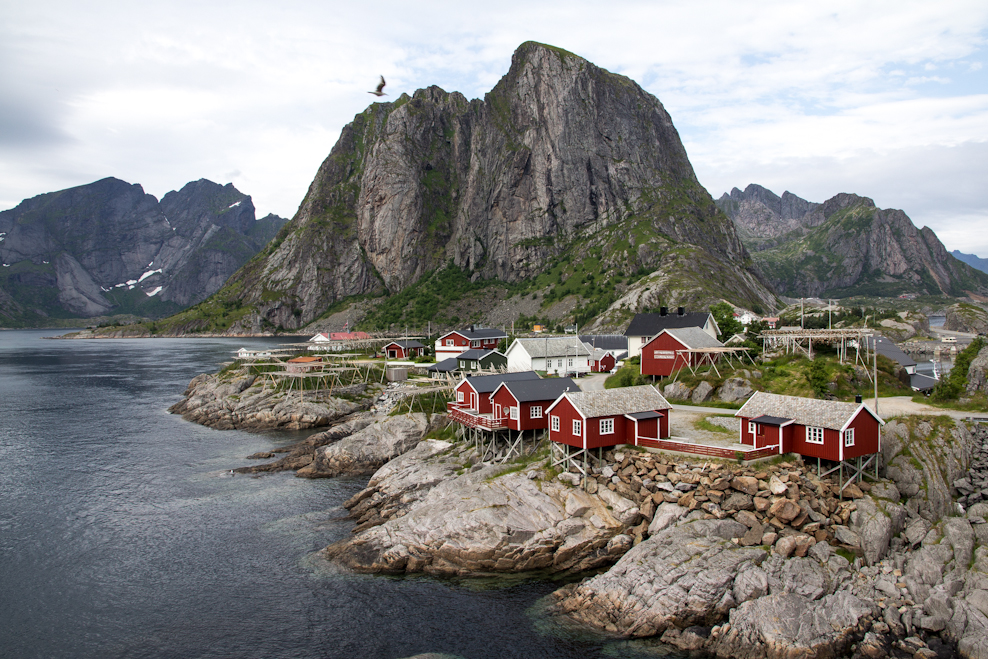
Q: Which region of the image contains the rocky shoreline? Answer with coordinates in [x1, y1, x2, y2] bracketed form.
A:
[172, 364, 988, 658]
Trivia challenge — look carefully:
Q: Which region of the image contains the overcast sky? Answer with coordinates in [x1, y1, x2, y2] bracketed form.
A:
[2, 1, 986, 255]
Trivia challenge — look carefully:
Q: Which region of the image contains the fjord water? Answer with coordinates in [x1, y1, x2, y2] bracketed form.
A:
[0, 330, 669, 659]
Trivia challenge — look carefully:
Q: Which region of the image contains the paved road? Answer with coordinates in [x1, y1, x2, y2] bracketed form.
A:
[580, 373, 608, 391]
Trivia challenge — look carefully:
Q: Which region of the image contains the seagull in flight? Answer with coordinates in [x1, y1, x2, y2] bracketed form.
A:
[368, 75, 387, 97]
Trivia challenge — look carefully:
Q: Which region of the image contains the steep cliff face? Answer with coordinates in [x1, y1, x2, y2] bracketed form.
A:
[198, 42, 773, 333]
[0, 177, 287, 326]
[719, 186, 988, 299]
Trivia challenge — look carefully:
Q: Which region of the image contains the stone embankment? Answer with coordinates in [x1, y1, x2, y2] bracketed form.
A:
[547, 422, 988, 659]
[168, 371, 370, 430]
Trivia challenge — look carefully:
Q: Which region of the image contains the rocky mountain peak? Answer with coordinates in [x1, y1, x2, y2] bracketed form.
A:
[205, 41, 771, 333]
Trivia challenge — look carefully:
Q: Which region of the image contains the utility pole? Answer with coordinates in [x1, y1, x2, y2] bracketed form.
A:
[800, 298, 804, 329]
[829, 300, 833, 330]
[874, 342, 879, 417]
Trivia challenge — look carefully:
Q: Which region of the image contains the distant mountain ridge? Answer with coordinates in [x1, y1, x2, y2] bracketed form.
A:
[154, 41, 775, 335]
[952, 250, 988, 275]
[716, 185, 988, 298]
[0, 177, 287, 327]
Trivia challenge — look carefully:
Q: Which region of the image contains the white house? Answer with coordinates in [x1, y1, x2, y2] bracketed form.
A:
[505, 337, 593, 375]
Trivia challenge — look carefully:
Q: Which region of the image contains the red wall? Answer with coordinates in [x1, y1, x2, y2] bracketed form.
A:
[454, 381, 493, 413]
[491, 388, 552, 431]
[593, 354, 616, 373]
[739, 418, 783, 450]
[548, 397, 585, 449]
[842, 409, 881, 460]
[640, 333, 690, 377]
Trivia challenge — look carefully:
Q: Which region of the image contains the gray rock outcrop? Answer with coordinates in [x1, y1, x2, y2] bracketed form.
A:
[309, 413, 431, 477]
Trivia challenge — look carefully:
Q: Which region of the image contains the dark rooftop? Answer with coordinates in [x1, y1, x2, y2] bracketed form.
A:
[624, 311, 713, 337]
[498, 377, 577, 402]
[461, 371, 540, 393]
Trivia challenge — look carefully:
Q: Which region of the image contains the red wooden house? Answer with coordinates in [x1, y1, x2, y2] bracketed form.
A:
[590, 348, 616, 373]
[735, 392, 883, 461]
[383, 340, 426, 359]
[641, 327, 725, 377]
[435, 327, 507, 359]
[489, 378, 577, 431]
[546, 385, 671, 451]
[447, 371, 541, 430]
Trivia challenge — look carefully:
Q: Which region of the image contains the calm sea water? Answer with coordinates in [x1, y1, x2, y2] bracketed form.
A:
[0, 330, 676, 659]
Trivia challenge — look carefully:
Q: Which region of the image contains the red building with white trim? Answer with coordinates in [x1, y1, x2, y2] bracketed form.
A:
[735, 391, 883, 461]
[447, 372, 541, 429]
[641, 327, 725, 377]
[546, 385, 671, 451]
[382, 340, 426, 359]
[489, 378, 577, 431]
[435, 327, 507, 359]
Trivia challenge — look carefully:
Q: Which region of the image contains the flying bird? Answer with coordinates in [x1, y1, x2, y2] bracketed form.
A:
[368, 75, 387, 97]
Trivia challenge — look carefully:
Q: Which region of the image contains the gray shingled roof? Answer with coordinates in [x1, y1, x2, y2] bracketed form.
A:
[462, 371, 540, 393]
[427, 357, 459, 372]
[559, 385, 670, 418]
[736, 391, 882, 431]
[658, 327, 725, 350]
[498, 377, 577, 402]
[865, 336, 917, 368]
[513, 337, 593, 358]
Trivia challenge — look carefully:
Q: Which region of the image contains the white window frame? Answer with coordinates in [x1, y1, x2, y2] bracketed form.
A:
[445, 338, 453, 346]
[748, 421, 756, 436]
[568, 358, 574, 367]
[509, 406, 518, 420]
[530, 406, 543, 419]
[557, 359, 563, 368]
[573, 419, 582, 436]
[843, 428, 855, 447]
[471, 340, 480, 347]
[600, 418, 614, 435]
[459, 360, 466, 369]
[806, 426, 825, 445]
[551, 416, 560, 432]
[457, 391, 464, 402]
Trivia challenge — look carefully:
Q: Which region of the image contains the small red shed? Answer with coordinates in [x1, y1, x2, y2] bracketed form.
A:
[383, 340, 426, 359]
[735, 392, 884, 461]
[435, 327, 507, 359]
[590, 348, 616, 373]
[546, 385, 671, 451]
[489, 378, 577, 431]
[641, 327, 725, 377]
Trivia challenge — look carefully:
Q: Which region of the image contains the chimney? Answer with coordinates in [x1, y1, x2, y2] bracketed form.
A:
[469, 324, 475, 332]
[855, 395, 863, 404]
[660, 307, 668, 316]
[678, 306, 685, 316]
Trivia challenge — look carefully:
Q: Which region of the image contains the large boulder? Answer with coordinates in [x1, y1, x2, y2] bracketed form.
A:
[326, 463, 632, 575]
[549, 519, 761, 636]
[692, 381, 714, 404]
[717, 378, 754, 403]
[707, 591, 877, 659]
[967, 344, 988, 395]
[849, 497, 893, 566]
[311, 413, 430, 476]
[663, 381, 692, 401]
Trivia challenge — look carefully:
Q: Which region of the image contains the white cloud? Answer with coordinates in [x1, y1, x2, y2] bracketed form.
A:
[0, 0, 986, 256]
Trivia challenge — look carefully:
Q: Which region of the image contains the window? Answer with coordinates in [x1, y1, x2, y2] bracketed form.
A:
[748, 421, 756, 436]
[568, 358, 573, 367]
[844, 428, 855, 447]
[573, 419, 582, 436]
[459, 361, 465, 369]
[551, 416, 560, 432]
[600, 418, 614, 434]
[557, 359, 563, 368]
[457, 391, 464, 402]
[806, 426, 824, 445]
[510, 406, 518, 420]
[445, 339, 453, 346]
[530, 406, 543, 419]
[471, 340, 480, 347]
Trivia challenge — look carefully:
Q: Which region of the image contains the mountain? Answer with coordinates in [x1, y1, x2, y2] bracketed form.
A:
[159, 41, 774, 335]
[715, 184, 822, 251]
[717, 185, 988, 298]
[0, 177, 287, 327]
[953, 250, 988, 275]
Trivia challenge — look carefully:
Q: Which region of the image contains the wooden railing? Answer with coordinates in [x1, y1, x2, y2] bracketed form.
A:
[448, 407, 506, 430]
[635, 437, 780, 461]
